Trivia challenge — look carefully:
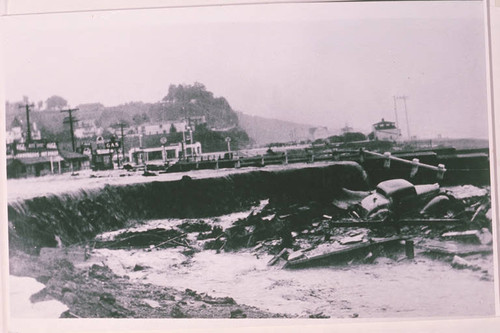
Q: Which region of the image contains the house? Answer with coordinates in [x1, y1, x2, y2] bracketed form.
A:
[74, 119, 103, 138]
[7, 155, 65, 178]
[59, 150, 91, 171]
[6, 117, 42, 144]
[6, 140, 90, 178]
[188, 115, 207, 127]
[372, 118, 402, 142]
[136, 121, 188, 136]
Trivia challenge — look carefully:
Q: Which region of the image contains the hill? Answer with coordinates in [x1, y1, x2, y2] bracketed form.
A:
[237, 112, 329, 146]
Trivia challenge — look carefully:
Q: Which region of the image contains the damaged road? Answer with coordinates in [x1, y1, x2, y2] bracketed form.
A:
[85, 179, 493, 276]
[8, 176, 495, 318]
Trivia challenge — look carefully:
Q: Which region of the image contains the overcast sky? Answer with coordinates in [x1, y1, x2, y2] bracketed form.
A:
[2, 1, 489, 139]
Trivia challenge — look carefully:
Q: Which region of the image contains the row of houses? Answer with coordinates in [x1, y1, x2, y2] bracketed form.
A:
[5, 115, 208, 177]
[6, 140, 90, 178]
[74, 117, 207, 139]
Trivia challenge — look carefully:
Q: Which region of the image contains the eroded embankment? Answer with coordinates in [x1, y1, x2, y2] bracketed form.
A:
[8, 162, 368, 253]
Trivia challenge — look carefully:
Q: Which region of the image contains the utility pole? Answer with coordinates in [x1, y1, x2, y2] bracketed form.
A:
[18, 102, 34, 144]
[61, 108, 79, 152]
[400, 95, 410, 140]
[392, 96, 399, 130]
[395, 95, 411, 140]
[114, 122, 127, 161]
[181, 106, 187, 160]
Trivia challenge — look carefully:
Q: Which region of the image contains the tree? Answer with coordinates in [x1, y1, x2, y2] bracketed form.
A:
[132, 112, 150, 125]
[161, 83, 238, 129]
[46, 95, 68, 111]
[169, 123, 177, 133]
[343, 132, 367, 142]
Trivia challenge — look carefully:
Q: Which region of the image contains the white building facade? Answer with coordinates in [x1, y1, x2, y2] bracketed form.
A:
[372, 119, 402, 142]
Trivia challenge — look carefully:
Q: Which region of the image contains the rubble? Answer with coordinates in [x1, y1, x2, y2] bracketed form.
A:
[211, 179, 492, 271]
[441, 228, 492, 245]
[8, 170, 494, 318]
[284, 236, 405, 269]
[441, 230, 483, 244]
[339, 234, 365, 245]
[418, 239, 492, 257]
[451, 255, 481, 271]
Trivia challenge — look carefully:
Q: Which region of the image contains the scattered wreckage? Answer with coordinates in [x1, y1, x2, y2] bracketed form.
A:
[89, 178, 491, 272]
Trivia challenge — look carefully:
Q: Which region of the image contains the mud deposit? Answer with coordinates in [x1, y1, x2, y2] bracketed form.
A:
[7, 163, 496, 319]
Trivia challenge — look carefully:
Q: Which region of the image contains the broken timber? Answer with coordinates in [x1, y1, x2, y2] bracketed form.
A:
[418, 239, 493, 257]
[284, 236, 405, 269]
[328, 218, 464, 228]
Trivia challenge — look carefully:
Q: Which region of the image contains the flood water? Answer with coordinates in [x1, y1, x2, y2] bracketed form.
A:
[87, 204, 496, 319]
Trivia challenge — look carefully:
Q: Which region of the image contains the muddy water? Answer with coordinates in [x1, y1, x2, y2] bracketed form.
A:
[88, 205, 495, 319]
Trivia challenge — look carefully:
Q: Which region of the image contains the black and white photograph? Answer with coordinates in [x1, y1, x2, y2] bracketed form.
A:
[1, 0, 499, 330]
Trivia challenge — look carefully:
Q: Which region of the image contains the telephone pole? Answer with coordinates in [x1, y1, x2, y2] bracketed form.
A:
[392, 96, 399, 130]
[394, 95, 411, 140]
[18, 103, 35, 144]
[61, 108, 79, 152]
[114, 122, 127, 161]
[400, 95, 410, 140]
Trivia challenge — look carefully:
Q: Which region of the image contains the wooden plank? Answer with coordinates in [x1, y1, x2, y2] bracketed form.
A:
[418, 239, 493, 256]
[328, 218, 463, 228]
[284, 236, 404, 269]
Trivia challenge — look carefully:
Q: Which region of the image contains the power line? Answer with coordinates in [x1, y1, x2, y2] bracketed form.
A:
[61, 108, 79, 152]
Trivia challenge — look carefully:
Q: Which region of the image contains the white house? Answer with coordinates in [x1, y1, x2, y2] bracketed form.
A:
[372, 118, 401, 142]
[6, 117, 42, 143]
[74, 119, 103, 138]
[136, 121, 188, 136]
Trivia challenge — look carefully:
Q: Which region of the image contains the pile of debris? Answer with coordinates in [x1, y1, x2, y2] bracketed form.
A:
[87, 179, 492, 273]
[215, 179, 493, 270]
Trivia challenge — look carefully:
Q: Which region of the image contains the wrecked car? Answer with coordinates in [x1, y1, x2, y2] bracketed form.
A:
[345, 179, 461, 220]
